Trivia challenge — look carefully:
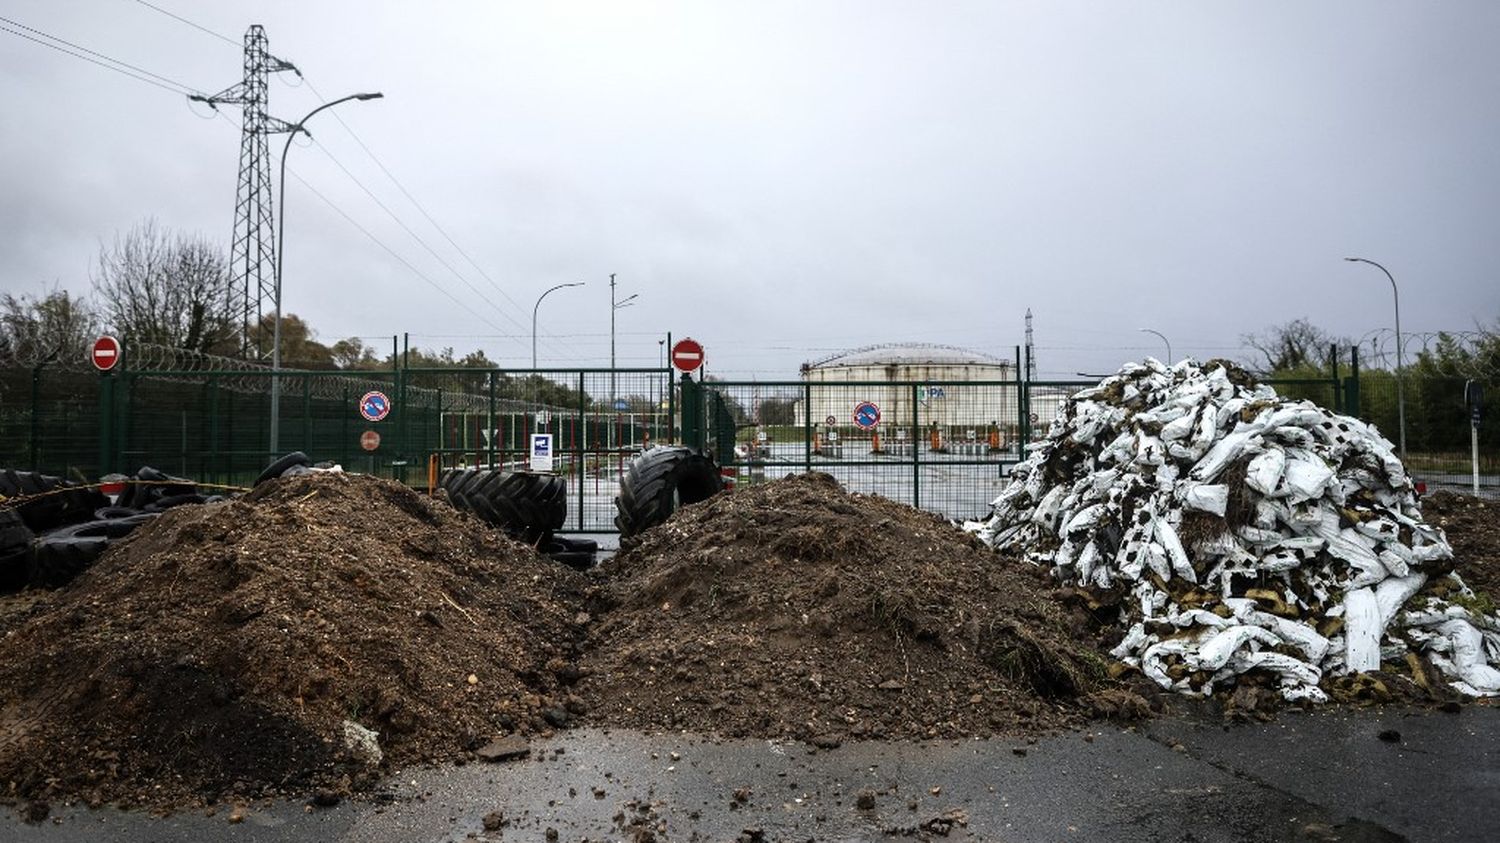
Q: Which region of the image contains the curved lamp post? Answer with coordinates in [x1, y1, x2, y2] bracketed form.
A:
[532, 282, 584, 369]
[1345, 256, 1406, 459]
[269, 91, 383, 454]
[1139, 328, 1172, 364]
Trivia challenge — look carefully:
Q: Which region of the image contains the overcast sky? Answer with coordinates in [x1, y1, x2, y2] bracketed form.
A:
[3, 1, 1498, 378]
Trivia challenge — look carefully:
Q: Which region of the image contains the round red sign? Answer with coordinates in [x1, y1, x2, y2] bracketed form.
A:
[91, 335, 122, 372]
[671, 337, 704, 373]
[360, 430, 381, 451]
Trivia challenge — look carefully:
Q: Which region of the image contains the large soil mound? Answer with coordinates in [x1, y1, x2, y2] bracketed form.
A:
[577, 472, 1118, 743]
[0, 473, 587, 810]
[1426, 491, 1500, 603]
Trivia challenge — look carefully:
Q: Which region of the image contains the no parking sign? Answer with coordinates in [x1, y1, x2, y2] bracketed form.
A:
[853, 401, 881, 429]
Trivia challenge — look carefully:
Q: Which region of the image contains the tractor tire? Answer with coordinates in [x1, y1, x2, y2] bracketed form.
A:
[614, 446, 724, 538]
[444, 469, 486, 512]
[28, 535, 110, 588]
[482, 471, 566, 543]
[0, 509, 33, 593]
[94, 506, 140, 520]
[255, 452, 311, 487]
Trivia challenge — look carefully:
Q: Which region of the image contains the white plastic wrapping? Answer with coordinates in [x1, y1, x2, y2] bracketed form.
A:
[968, 358, 1500, 702]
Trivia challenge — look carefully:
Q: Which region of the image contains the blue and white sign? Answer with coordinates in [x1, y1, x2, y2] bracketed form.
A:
[359, 390, 391, 422]
[530, 433, 554, 473]
[853, 401, 881, 430]
[614, 398, 630, 411]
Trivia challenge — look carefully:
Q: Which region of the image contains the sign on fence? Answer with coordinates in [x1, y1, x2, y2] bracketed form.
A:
[530, 433, 554, 472]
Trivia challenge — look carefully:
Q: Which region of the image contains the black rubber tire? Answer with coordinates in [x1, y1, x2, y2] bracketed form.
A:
[483, 472, 566, 543]
[0, 509, 33, 593]
[550, 536, 599, 554]
[46, 513, 156, 541]
[1, 470, 66, 531]
[28, 534, 111, 588]
[94, 506, 140, 520]
[614, 447, 724, 538]
[546, 550, 595, 571]
[255, 452, 311, 487]
[279, 464, 314, 480]
[142, 493, 209, 512]
[445, 469, 487, 513]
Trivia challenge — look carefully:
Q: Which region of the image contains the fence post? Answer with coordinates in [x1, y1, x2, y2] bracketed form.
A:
[487, 370, 497, 469]
[29, 362, 43, 472]
[1330, 342, 1342, 414]
[803, 381, 812, 475]
[1345, 345, 1361, 419]
[577, 372, 586, 530]
[911, 383, 921, 510]
[97, 372, 113, 476]
[680, 374, 703, 452]
[209, 374, 220, 487]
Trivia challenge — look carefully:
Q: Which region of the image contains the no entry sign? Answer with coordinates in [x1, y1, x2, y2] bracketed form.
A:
[671, 337, 704, 373]
[91, 335, 121, 372]
[360, 430, 381, 451]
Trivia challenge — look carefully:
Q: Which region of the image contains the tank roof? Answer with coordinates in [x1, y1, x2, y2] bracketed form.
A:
[805, 343, 1009, 369]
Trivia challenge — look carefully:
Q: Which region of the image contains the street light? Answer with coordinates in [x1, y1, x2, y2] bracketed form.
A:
[269, 91, 383, 454]
[609, 272, 637, 406]
[1139, 328, 1172, 364]
[1345, 256, 1406, 459]
[532, 282, 584, 369]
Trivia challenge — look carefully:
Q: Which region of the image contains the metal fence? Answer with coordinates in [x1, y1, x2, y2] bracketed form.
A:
[1, 356, 1493, 532]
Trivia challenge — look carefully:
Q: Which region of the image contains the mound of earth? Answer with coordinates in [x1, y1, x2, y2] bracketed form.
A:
[0, 473, 587, 811]
[1425, 491, 1500, 603]
[576, 472, 1121, 743]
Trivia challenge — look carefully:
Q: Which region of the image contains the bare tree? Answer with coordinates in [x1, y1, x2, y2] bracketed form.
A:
[1241, 318, 1347, 374]
[0, 287, 99, 366]
[91, 219, 238, 354]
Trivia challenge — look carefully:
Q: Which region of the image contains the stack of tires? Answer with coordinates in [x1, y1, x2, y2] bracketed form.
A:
[613, 446, 725, 539]
[437, 468, 597, 570]
[15, 465, 220, 589]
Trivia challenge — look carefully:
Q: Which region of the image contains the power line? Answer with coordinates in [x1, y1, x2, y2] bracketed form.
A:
[302, 77, 539, 326]
[128, 0, 239, 47]
[307, 137, 532, 336]
[210, 111, 515, 338]
[0, 16, 202, 96]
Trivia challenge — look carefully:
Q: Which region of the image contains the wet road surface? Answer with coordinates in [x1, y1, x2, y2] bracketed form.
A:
[4, 706, 1493, 842]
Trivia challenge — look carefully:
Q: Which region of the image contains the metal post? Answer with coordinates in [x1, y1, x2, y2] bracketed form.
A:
[270, 91, 383, 455]
[532, 282, 584, 370]
[1330, 342, 1341, 414]
[1345, 257, 1406, 459]
[911, 383, 921, 510]
[577, 372, 586, 530]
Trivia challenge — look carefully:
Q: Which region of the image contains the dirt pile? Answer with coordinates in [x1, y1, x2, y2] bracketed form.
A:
[1425, 492, 1500, 603]
[0, 473, 588, 810]
[576, 472, 1119, 743]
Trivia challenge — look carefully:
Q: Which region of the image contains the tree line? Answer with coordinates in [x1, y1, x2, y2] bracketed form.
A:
[1, 219, 501, 372]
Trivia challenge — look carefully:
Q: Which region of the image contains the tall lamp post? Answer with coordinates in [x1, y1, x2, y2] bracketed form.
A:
[1345, 256, 1406, 459]
[269, 91, 383, 454]
[1139, 328, 1172, 364]
[532, 282, 584, 369]
[609, 272, 638, 407]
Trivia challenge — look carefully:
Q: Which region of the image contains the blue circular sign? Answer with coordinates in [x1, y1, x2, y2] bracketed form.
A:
[853, 401, 881, 430]
[359, 390, 391, 422]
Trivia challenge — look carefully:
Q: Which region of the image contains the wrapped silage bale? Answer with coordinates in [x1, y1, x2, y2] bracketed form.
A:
[970, 358, 1500, 702]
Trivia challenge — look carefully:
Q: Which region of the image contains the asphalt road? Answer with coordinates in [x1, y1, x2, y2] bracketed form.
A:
[3, 705, 1494, 842]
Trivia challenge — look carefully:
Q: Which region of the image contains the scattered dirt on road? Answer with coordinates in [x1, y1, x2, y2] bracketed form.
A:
[577, 472, 1120, 743]
[1424, 491, 1500, 602]
[0, 473, 588, 811]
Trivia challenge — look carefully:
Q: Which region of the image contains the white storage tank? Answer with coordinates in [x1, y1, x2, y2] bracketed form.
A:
[793, 343, 1015, 433]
